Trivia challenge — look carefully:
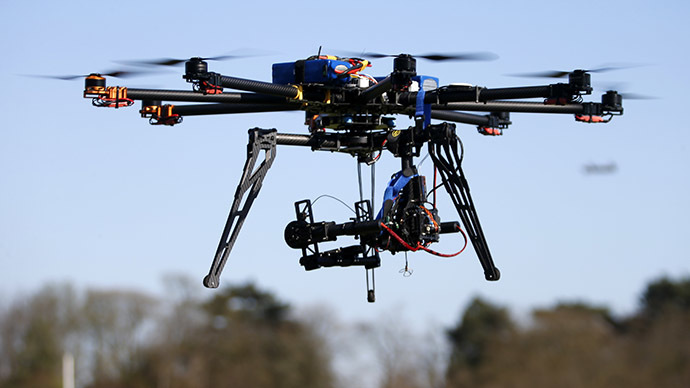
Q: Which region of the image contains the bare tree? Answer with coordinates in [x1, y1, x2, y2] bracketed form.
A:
[81, 288, 158, 386]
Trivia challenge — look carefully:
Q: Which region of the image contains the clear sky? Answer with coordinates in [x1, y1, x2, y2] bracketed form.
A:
[1, 0, 688, 330]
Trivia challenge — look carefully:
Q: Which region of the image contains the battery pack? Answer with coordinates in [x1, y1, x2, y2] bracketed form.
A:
[272, 59, 352, 86]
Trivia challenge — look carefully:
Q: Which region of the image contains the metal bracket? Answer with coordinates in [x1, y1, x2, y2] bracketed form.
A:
[203, 128, 277, 288]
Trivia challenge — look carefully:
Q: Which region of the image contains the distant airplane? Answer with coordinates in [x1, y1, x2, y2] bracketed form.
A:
[583, 162, 618, 174]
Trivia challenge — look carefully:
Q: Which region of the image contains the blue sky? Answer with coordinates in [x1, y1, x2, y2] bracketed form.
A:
[1, 0, 689, 329]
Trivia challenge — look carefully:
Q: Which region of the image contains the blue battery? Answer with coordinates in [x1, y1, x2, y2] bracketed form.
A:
[272, 59, 352, 86]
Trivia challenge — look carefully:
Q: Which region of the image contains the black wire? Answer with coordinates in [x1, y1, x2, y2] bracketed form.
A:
[311, 194, 356, 214]
[426, 183, 444, 200]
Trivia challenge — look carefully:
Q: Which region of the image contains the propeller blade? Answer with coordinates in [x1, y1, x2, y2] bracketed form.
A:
[341, 51, 390, 59]
[618, 92, 656, 100]
[585, 66, 622, 74]
[122, 58, 188, 67]
[29, 74, 88, 81]
[338, 51, 498, 61]
[604, 90, 657, 100]
[508, 64, 640, 79]
[25, 69, 151, 81]
[600, 83, 657, 100]
[416, 52, 499, 61]
[507, 70, 572, 78]
[117, 53, 256, 67]
[100, 69, 152, 78]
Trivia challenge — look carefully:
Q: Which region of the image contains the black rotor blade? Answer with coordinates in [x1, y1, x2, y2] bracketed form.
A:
[118, 53, 253, 67]
[126, 58, 187, 67]
[416, 52, 499, 61]
[341, 51, 390, 59]
[339, 50, 498, 61]
[618, 92, 656, 100]
[28, 74, 87, 81]
[600, 83, 657, 100]
[585, 66, 624, 74]
[100, 69, 153, 78]
[508, 65, 636, 79]
[26, 69, 151, 81]
[507, 70, 572, 78]
[602, 89, 656, 100]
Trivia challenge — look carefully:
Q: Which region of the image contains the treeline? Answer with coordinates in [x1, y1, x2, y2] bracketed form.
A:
[0, 277, 333, 388]
[444, 276, 690, 388]
[0, 276, 689, 388]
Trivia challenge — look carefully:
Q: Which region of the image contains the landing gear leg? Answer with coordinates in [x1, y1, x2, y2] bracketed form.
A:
[204, 128, 277, 288]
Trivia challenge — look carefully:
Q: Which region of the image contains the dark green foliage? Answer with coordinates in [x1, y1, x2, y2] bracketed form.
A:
[444, 277, 690, 388]
[640, 276, 690, 317]
[0, 281, 334, 388]
[203, 282, 290, 325]
[446, 297, 514, 369]
[2, 277, 688, 388]
[141, 282, 333, 388]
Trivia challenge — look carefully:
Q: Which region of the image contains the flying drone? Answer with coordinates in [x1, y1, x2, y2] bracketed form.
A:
[75, 50, 625, 302]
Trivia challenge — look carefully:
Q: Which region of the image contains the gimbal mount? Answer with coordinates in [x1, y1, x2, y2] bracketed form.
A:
[203, 117, 499, 302]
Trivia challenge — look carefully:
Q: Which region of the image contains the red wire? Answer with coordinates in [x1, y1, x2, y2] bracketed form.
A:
[420, 225, 468, 257]
[379, 222, 420, 251]
[378, 222, 468, 258]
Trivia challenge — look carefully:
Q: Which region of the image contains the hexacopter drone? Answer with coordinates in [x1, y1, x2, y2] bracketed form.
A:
[76, 50, 624, 301]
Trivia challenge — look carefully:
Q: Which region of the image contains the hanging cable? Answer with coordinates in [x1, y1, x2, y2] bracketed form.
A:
[311, 194, 356, 214]
[371, 162, 376, 211]
[357, 161, 364, 202]
[433, 166, 438, 208]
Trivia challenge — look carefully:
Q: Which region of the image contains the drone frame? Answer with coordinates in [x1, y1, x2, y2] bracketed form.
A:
[80, 53, 624, 301]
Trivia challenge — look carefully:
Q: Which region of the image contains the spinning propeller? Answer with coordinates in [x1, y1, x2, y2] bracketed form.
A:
[118, 55, 246, 67]
[116, 50, 265, 67]
[28, 69, 151, 81]
[340, 50, 499, 62]
[507, 64, 643, 79]
[598, 83, 655, 100]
